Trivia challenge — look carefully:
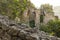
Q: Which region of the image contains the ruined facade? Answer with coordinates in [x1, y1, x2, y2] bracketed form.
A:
[23, 8, 55, 28]
[23, 8, 40, 28]
[43, 13, 55, 24]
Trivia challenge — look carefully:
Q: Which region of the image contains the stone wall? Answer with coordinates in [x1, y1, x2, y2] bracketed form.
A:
[23, 8, 55, 28]
[43, 13, 55, 24]
[23, 8, 40, 28]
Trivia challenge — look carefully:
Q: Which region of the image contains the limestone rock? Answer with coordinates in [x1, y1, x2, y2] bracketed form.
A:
[0, 15, 59, 40]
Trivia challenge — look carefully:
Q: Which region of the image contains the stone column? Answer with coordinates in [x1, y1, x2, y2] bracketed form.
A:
[23, 9, 30, 27]
[35, 10, 40, 30]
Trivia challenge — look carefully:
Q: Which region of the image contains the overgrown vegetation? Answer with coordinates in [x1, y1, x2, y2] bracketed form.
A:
[40, 15, 44, 23]
[40, 4, 60, 37]
[29, 20, 35, 28]
[40, 20, 60, 37]
[0, 0, 34, 20]
[40, 4, 54, 13]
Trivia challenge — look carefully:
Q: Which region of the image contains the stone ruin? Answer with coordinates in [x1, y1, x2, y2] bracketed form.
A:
[23, 8, 55, 29]
[0, 15, 60, 40]
[23, 8, 40, 28]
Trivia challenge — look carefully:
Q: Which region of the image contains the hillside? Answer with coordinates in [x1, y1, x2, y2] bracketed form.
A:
[0, 14, 59, 40]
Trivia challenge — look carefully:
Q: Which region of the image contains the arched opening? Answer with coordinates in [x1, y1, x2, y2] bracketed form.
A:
[29, 11, 36, 28]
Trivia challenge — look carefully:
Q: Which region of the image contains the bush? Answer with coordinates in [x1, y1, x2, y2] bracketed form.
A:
[29, 20, 35, 28]
[40, 20, 60, 37]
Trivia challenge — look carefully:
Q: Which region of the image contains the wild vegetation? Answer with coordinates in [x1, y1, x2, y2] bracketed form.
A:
[0, 0, 34, 20]
[40, 4, 60, 37]
[40, 19, 60, 37]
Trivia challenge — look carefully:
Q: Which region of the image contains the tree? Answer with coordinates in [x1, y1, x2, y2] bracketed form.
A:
[48, 20, 60, 37]
[40, 4, 54, 13]
[0, 0, 35, 23]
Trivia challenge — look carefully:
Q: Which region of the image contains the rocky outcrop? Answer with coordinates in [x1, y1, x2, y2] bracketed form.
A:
[0, 14, 60, 40]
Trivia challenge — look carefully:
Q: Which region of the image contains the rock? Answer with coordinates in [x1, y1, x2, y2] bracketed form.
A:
[7, 28, 19, 36]
[11, 37, 17, 40]
[0, 38, 2, 40]
[2, 33, 11, 40]
[0, 29, 4, 37]
[58, 38, 60, 40]
[0, 15, 59, 40]
[49, 36, 58, 40]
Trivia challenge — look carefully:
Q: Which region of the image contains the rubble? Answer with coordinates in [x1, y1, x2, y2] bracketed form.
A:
[0, 15, 59, 40]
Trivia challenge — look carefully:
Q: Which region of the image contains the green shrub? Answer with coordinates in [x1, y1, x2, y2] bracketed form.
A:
[29, 20, 35, 28]
[40, 20, 60, 37]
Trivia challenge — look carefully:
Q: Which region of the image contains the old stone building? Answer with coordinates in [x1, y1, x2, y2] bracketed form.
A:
[23, 8, 40, 28]
[40, 7, 55, 24]
[23, 7, 55, 28]
[43, 13, 55, 24]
